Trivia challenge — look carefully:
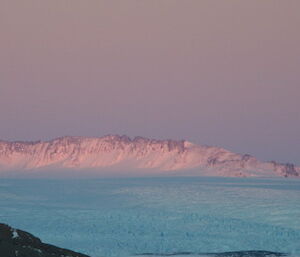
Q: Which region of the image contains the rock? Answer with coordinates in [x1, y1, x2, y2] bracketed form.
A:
[0, 223, 90, 257]
[137, 251, 288, 257]
[0, 135, 299, 177]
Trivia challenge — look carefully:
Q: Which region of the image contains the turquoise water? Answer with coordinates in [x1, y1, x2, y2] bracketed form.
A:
[0, 177, 299, 257]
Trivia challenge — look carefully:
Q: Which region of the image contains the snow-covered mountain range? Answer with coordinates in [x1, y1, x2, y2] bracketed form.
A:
[0, 135, 298, 177]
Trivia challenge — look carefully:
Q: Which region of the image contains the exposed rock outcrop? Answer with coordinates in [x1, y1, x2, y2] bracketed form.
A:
[0, 135, 298, 177]
[0, 223, 90, 257]
[137, 250, 287, 257]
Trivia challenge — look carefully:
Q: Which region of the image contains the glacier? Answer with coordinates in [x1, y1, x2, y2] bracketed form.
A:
[0, 177, 299, 257]
[0, 135, 299, 177]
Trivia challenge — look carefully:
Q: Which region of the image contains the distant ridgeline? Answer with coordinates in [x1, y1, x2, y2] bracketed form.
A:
[0, 135, 299, 177]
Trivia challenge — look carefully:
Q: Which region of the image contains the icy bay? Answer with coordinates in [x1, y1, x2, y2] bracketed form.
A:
[0, 177, 299, 257]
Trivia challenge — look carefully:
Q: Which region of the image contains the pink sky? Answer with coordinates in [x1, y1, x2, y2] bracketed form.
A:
[0, 1, 299, 164]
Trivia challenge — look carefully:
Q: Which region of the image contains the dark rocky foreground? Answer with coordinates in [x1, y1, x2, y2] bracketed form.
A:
[137, 251, 288, 257]
[0, 223, 90, 257]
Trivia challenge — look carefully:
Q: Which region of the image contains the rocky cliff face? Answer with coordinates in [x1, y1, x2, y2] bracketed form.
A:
[0, 223, 89, 257]
[0, 135, 298, 177]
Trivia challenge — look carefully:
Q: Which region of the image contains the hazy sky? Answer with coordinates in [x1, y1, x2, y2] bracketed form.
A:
[0, 1, 299, 164]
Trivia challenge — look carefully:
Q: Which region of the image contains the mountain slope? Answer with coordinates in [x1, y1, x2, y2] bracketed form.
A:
[0, 135, 298, 177]
[0, 223, 89, 257]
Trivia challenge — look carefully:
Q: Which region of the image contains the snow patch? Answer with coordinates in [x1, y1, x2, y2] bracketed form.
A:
[11, 228, 19, 238]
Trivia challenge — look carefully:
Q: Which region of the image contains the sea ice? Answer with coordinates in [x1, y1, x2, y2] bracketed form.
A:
[0, 177, 299, 257]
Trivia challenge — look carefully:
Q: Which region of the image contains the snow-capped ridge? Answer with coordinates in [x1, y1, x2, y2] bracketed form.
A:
[0, 135, 298, 177]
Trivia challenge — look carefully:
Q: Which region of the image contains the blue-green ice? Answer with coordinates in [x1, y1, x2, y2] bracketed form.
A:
[0, 177, 299, 257]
